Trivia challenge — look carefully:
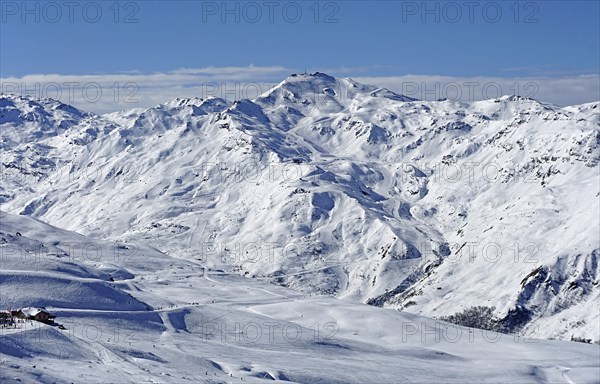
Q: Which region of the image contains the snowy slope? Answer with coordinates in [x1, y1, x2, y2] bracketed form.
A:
[1, 73, 599, 343]
[1, 211, 599, 383]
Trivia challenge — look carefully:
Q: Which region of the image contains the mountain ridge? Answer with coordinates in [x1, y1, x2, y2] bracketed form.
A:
[1, 73, 598, 341]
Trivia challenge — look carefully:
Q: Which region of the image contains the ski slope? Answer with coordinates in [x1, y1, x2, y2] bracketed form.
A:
[1, 211, 598, 383]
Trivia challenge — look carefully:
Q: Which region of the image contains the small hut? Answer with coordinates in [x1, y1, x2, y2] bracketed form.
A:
[17, 307, 56, 323]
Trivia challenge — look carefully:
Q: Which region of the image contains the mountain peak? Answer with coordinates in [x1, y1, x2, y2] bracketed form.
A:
[256, 72, 417, 108]
[276, 71, 338, 91]
[0, 93, 88, 127]
[286, 71, 337, 82]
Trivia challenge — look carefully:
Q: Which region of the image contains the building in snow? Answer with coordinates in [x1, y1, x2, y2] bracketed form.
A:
[16, 307, 56, 323]
[0, 311, 15, 326]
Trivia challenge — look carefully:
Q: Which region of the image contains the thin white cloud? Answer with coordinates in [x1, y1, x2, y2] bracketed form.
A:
[0, 66, 290, 113]
[355, 74, 600, 107]
[1, 66, 598, 114]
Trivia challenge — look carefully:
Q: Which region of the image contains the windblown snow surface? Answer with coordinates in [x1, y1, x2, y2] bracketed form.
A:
[0, 73, 599, 383]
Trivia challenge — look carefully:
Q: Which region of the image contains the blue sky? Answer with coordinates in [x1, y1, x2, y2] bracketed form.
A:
[1, 1, 598, 111]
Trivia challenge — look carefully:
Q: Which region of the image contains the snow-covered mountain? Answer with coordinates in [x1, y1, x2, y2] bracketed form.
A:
[1, 210, 599, 383]
[1, 73, 599, 345]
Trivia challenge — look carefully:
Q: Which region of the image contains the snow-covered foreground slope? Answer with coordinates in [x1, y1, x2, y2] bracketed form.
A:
[1, 73, 599, 343]
[1, 211, 599, 383]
